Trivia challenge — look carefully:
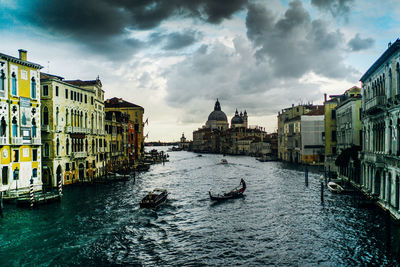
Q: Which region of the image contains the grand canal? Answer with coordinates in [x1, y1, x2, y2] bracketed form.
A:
[1, 148, 400, 266]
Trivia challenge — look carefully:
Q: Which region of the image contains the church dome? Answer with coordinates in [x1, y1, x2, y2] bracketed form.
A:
[207, 99, 228, 122]
[231, 109, 244, 124]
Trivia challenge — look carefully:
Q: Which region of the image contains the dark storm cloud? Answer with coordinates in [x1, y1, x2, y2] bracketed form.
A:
[9, 0, 247, 58]
[348, 34, 375, 51]
[311, 0, 355, 17]
[149, 30, 202, 50]
[246, 0, 356, 79]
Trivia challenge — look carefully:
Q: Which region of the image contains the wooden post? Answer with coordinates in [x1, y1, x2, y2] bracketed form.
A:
[30, 177, 34, 208]
[162, 151, 165, 165]
[305, 166, 309, 187]
[58, 178, 63, 197]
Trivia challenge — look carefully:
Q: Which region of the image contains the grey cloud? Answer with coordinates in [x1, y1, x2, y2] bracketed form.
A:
[10, 0, 247, 59]
[150, 30, 202, 50]
[348, 34, 375, 51]
[246, 0, 357, 80]
[311, 0, 354, 17]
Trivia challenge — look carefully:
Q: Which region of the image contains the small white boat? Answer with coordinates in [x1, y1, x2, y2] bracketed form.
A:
[327, 182, 344, 193]
[220, 159, 228, 164]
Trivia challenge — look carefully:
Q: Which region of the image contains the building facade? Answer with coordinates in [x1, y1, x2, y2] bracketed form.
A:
[360, 39, 400, 219]
[40, 74, 107, 187]
[300, 110, 325, 164]
[0, 50, 42, 194]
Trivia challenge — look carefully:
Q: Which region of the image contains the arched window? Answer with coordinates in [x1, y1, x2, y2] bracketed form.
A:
[43, 106, 49, 125]
[389, 69, 393, 98]
[32, 118, 37, 138]
[85, 113, 88, 128]
[11, 72, 17, 95]
[31, 77, 36, 99]
[91, 114, 94, 130]
[0, 116, 6, 137]
[397, 63, 400, 96]
[66, 139, 70, 154]
[85, 139, 88, 152]
[56, 138, 60, 156]
[12, 116, 18, 137]
[44, 143, 49, 157]
[66, 108, 69, 126]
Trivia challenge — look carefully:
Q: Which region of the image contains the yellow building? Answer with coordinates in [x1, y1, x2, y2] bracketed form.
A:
[0, 50, 43, 194]
[105, 98, 144, 161]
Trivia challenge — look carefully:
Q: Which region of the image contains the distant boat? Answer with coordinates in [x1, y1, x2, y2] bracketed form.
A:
[209, 180, 246, 201]
[327, 182, 344, 193]
[140, 188, 168, 209]
[197, 154, 203, 157]
[220, 159, 228, 164]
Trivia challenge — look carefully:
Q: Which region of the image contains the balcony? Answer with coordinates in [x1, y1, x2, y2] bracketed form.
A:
[99, 129, 105, 135]
[12, 137, 23, 145]
[100, 147, 105, 153]
[73, 151, 87, 158]
[365, 96, 386, 113]
[56, 125, 63, 132]
[41, 125, 50, 132]
[65, 126, 72, 133]
[0, 136, 8, 145]
[32, 137, 41, 145]
[73, 127, 84, 133]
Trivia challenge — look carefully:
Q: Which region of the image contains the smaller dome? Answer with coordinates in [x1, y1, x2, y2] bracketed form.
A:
[231, 114, 244, 124]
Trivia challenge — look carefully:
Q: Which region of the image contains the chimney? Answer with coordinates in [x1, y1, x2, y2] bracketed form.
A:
[18, 49, 27, 61]
[324, 93, 327, 103]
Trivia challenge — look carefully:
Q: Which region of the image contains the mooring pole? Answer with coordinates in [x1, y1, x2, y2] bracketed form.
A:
[30, 177, 34, 208]
[162, 151, 165, 165]
[133, 167, 136, 183]
[321, 180, 324, 203]
[305, 166, 309, 187]
[58, 178, 63, 197]
[324, 168, 327, 185]
[0, 190, 3, 218]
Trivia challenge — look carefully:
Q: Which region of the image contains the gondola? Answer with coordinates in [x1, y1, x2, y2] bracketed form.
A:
[140, 188, 168, 209]
[209, 180, 246, 201]
[327, 181, 344, 193]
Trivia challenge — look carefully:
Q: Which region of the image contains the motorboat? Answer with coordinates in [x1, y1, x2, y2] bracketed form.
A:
[327, 181, 344, 193]
[220, 159, 228, 164]
[209, 180, 246, 201]
[140, 188, 168, 209]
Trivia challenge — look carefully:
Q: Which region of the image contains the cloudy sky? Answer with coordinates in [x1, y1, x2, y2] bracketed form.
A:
[0, 0, 398, 141]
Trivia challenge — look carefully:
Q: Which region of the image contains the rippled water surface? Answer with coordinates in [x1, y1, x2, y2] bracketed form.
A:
[1, 148, 400, 266]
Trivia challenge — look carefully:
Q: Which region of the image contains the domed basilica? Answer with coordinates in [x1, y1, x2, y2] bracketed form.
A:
[205, 99, 248, 130]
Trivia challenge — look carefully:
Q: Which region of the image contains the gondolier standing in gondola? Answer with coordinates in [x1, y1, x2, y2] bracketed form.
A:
[239, 179, 246, 193]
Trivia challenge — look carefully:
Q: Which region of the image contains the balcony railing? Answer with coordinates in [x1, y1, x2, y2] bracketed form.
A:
[32, 137, 41, 145]
[56, 125, 63, 132]
[65, 126, 72, 133]
[365, 96, 386, 112]
[0, 136, 8, 145]
[73, 151, 87, 158]
[12, 137, 23, 145]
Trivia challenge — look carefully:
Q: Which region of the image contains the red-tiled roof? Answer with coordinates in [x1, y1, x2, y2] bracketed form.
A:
[305, 106, 324, 116]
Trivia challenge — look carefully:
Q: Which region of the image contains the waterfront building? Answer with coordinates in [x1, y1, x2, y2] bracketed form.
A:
[277, 104, 321, 161]
[40, 74, 107, 186]
[105, 109, 130, 173]
[0, 50, 42, 194]
[178, 133, 191, 150]
[360, 39, 400, 219]
[300, 107, 325, 164]
[324, 94, 341, 174]
[104, 97, 144, 161]
[205, 99, 229, 131]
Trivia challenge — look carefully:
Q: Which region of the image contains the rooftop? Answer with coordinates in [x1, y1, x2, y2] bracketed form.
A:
[105, 97, 143, 109]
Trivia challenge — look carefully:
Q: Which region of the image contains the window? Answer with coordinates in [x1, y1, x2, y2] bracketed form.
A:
[56, 107, 59, 125]
[55, 86, 59, 96]
[65, 88, 68, 99]
[31, 77, 36, 98]
[44, 143, 50, 157]
[72, 162, 75, 170]
[43, 106, 49, 125]
[71, 91, 73, 100]
[56, 138, 60, 156]
[66, 139, 70, 154]
[0, 70, 5, 96]
[66, 163, 70, 171]
[86, 161, 89, 168]
[32, 168, 38, 178]
[332, 146, 337, 155]
[32, 149, 38, 161]
[32, 118, 37, 137]
[331, 110, 336, 119]
[2, 166, 8, 185]
[85, 95, 87, 103]
[11, 72, 17, 95]
[332, 130, 337, 142]
[43, 85, 49, 96]
[12, 117, 18, 137]
[91, 96, 94, 105]
[0, 116, 6, 137]
[13, 149, 19, 162]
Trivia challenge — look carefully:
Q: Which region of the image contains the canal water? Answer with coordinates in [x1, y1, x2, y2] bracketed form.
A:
[1, 148, 400, 266]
